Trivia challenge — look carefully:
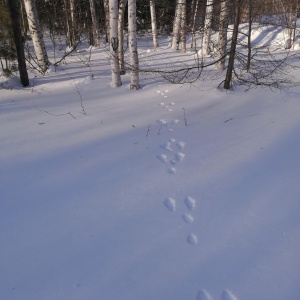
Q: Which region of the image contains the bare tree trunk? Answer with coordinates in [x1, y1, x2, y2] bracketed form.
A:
[69, 0, 79, 44]
[104, 0, 110, 43]
[150, 0, 159, 49]
[23, 0, 49, 73]
[181, 0, 187, 52]
[190, 0, 199, 50]
[109, 0, 122, 87]
[63, 0, 73, 47]
[286, 10, 294, 49]
[279, 0, 295, 49]
[292, 4, 298, 49]
[7, 0, 29, 86]
[216, 0, 228, 70]
[128, 0, 139, 90]
[291, 0, 298, 47]
[202, 0, 214, 56]
[189, 0, 197, 28]
[246, 0, 252, 71]
[118, 0, 127, 75]
[89, 0, 100, 46]
[224, 0, 241, 89]
[172, 0, 182, 50]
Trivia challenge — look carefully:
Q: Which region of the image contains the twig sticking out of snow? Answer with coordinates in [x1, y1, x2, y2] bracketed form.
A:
[182, 107, 188, 126]
[34, 107, 76, 119]
[146, 125, 151, 137]
[58, 67, 87, 116]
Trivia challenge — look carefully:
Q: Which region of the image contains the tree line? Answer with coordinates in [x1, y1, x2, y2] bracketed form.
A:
[1, 0, 299, 90]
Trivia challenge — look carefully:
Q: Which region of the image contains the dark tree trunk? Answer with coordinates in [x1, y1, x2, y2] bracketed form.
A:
[7, 0, 29, 87]
[223, 0, 240, 90]
[63, 0, 74, 47]
[246, 0, 252, 72]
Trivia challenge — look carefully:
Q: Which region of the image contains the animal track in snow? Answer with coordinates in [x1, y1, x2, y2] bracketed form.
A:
[157, 98, 198, 246]
[182, 213, 194, 223]
[156, 144, 186, 173]
[160, 142, 173, 152]
[176, 141, 186, 150]
[168, 167, 176, 174]
[171, 119, 180, 125]
[156, 128, 185, 175]
[156, 119, 180, 130]
[187, 233, 198, 245]
[156, 89, 169, 94]
[162, 196, 198, 245]
[222, 290, 238, 300]
[184, 196, 196, 211]
[156, 90, 169, 100]
[196, 289, 213, 300]
[158, 94, 175, 112]
[163, 197, 176, 212]
[157, 119, 167, 126]
[174, 152, 185, 162]
[156, 154, 168, 163]
[195, 289, 238, 300]
[165, 102, 175, 110]
[170, 159, 177, 166]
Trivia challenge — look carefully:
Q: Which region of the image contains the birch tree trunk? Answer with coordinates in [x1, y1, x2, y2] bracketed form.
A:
[150, 0, 159, 49]
[181, 0, 187, 52]
[89, 0, 100, 46]
[118, 0, 127, 75]
[128, 0, 140, 90]
[202, 0, 214, 56]
[190, 0, 199, 50]
[172, 0, 182, 50]
[7, 0, 29, 86]
[216, 0, 228, 70]
[109, 0, 122, 87]
[23, 0, 49, 73]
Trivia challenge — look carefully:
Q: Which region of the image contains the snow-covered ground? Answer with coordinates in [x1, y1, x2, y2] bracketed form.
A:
[1, 25, 300, 300]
